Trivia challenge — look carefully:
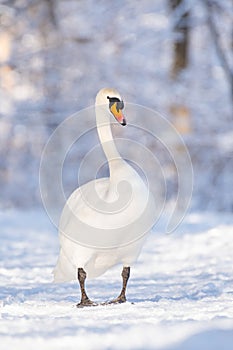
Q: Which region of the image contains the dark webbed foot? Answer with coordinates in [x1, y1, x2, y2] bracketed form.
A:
[77, 268, 97, 307]
[76, 298, 98, 308]
[102, 266, 130, 305]
[110, 295, 127, 304]
[101, 295, 126, 305]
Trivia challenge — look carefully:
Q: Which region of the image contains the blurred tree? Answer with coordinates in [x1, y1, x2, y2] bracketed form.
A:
[169, 0, 192, 196]
[170, 0, 190, 78]
[170, 0, 232, 100]
[169, 0, 191, 137]
[204, 0, 233, 102]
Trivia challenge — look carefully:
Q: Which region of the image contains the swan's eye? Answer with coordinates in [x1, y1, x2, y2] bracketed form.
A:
[117, 100, 124, 111]
[107, 96, 124, 112]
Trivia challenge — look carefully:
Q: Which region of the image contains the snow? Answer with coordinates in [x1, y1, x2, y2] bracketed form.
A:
[1, 210, 233, 350]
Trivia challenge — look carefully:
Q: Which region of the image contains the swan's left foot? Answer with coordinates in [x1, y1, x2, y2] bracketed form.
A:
[76, 298, 98, 308]
[102, 266, 130, 305]
[111, 295, 127, 303]
[101, 295, 126, 305]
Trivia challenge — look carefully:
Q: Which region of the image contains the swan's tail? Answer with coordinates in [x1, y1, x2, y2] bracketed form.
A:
[53, 249, 76, 283]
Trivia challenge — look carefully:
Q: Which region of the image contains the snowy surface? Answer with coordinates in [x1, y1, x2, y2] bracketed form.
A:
[1, 210, 233, 350]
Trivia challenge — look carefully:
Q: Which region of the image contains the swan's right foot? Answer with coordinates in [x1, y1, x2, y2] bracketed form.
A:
[76, 298, 98, 308]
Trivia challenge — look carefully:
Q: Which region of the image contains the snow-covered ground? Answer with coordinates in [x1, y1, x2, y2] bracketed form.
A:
[1, 210, 233, 350]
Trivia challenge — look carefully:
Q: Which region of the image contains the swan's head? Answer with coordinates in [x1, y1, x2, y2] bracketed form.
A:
[96, 88, 126, 126]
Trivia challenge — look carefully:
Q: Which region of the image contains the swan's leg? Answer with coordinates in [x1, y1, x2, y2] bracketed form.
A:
[76, 268, 97, 307]
[116, 266, 130, 302]
[104, 266, 130, 304]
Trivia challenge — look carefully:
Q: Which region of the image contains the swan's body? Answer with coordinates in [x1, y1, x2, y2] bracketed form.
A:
[53, 88, 155, 306]
[54, 172, 148, 280]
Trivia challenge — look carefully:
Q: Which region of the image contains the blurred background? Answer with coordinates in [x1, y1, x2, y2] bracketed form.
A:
[0, 0, 232, 213]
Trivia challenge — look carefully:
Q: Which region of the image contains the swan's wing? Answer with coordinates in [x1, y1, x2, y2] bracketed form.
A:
[59, 177, 109, 233]
[59, 171, 155, 249]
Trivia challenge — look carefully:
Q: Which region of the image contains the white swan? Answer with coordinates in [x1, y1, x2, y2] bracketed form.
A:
[53, 88, 155, 306]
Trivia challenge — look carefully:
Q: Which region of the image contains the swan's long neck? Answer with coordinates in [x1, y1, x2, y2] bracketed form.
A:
[95, 105, 122, 177]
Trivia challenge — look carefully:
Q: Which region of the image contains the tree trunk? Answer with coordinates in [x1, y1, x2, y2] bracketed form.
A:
[170, 0, 190, 78]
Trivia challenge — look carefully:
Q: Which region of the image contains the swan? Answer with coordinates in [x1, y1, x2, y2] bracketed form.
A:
[53, 88, 155, 307]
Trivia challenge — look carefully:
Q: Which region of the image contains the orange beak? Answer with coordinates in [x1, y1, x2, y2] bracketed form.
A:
[110, 102, 126, 126]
